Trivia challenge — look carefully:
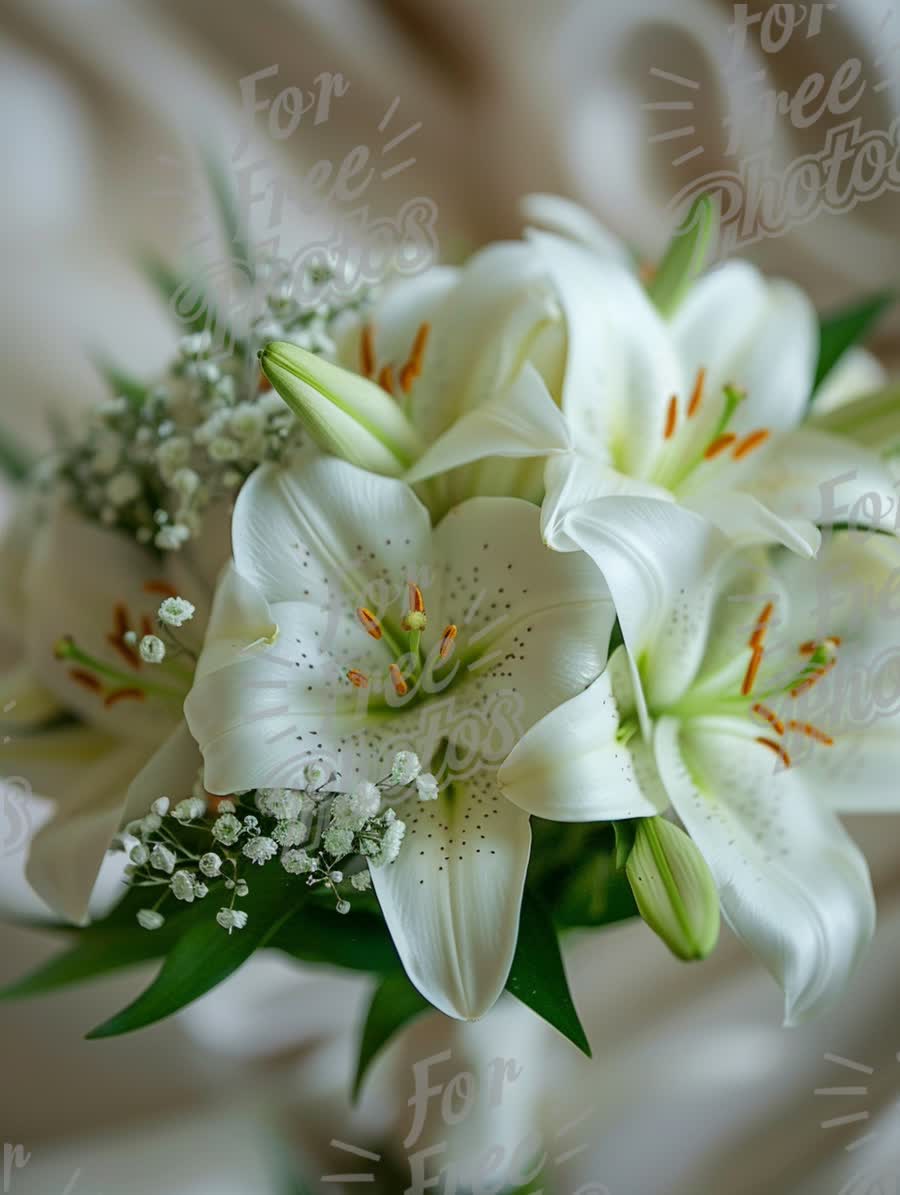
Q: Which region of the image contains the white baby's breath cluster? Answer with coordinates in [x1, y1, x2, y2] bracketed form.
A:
[120, 752, 418, 933]
[48, 262, 371, 552]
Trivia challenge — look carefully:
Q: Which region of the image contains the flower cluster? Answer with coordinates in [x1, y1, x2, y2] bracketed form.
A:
[119, 753, 424, 933]
[47, 263, 371, 552]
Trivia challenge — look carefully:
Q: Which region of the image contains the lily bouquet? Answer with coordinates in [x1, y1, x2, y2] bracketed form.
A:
[3, 191, 899, 1089]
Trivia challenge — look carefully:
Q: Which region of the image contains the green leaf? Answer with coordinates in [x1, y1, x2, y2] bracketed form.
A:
[202, 147, 253, 276]
[0, 930, 168, 1001]
[647, 194, 716, 317]
[813, 290, 896, 393]
[556, 850, 639, 929]
[506, 889, 591, 1058]
[0, 425, 33, 482]
[272, 906, 401, 973]
[353, 970, 431, 1099]
[86, 869, 301, 1039]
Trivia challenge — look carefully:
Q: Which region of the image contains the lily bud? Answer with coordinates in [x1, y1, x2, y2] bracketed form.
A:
[260, 341, 423, 476]
[625, 816, 720, 961]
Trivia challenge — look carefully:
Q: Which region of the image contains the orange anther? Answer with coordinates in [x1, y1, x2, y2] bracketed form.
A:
[749, 602, 774, 650]
[378, 363, 395, 395]
[756, 737, 792, 768]
[389, 664, 409, 697]
[732, 429, 771, 460]
[741, 646, 764, 696]
[143, 580, 179, 598]
[790, 658, 836, 698]
[347, 669, 369, 689]
[786, 720, 834, 746]
[704, 433, 737, 460]
[439, 624, 458, 661]
[687, 367, 707, 418]
[104, 688, 145, 708]
[360, 324, 376, 378]
[399, 323, 430, 393]
[356, 607, 383, 640]
[752, 703, 785, 736]
[408, 582, 425, 614]
[69, 668, 102, 693]
[664, 395, 678, 440]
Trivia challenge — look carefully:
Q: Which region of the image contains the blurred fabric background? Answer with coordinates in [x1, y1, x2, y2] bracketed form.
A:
[0, 1, 898, 1192]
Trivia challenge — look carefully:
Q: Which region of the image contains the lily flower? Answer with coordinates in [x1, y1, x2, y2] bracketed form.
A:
[0, 499, 215, 922]
[184, 453, 613, 1020]
[499, 531, 899, 1023]
[534, 231, 899, 686]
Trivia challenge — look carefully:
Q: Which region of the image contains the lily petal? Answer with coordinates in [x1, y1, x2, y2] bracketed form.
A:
[520, 193, 632, 265]
[370, 773, 531, 1020]
[654, 716, 875, 1024]
[498, 650, 667, 821]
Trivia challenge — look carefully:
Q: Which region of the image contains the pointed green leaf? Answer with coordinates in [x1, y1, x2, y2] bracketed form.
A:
[353, 970, 431, 1099]
[0, 425, 33, 482]
[86, 869, 300, 1038]
[647, 194, 716, 317]
[0, 930, 168, 1001]
[272, 906, 401, 973]
[202, 147, 253, 276]
[505, 889, 591, 1058]
[813, 290, 896, 393]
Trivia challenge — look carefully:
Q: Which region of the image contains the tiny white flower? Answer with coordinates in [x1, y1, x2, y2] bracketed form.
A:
[329, 870, 344, 884]
[216, 907, 248, 932]
[415, 773, 439, 801]
[212, 814, 242, 845]
[323, 825, 354, 857]
[304, 760, 330, 789]
[123, 630, 139, 647]
[173, 796, 207, 822]
[235, 879, 249, 897]
[141, 812, 162, 834]
[129, 843, 149, 866]
[351, 870, 372, 892]
[243, 836, 278, 865]
[139, 634, 166, 664]
[273, 819, 308, 847]
[216, 799, 236, 814]
[150, 844, 177, 874]
[199, 852, 222, 878]
[389, 751, 421, 786]
[158, 596, 196, 627]
[171, 870, 197, 902]
[106, 470, 141, 506]
[137, 909, 165, 931]
[351, 781, 381, 820]
[151, 797, 170, 816]
[194, 882, 209, 899]
[281, 848, 316, 875]
[336, 899, 351, 915]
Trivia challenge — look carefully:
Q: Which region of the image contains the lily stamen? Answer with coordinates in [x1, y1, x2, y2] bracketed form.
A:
[360, 324, 376, 379]
[356, 608, 383, 640]
[664, 395, 678, 441]
[733, 429, 770, 460]
[786, 720, 834, 746]
[389, 663, 409, 697]
[687, 367, 706, 418]
[439, 624, 458, 661]
[752, 702, 785, 735]
[378, 364, 395, 396]
[756, 737, 792, 768]
[104, 688, 145, 708]
[399, 322, 431, 394]
[347, 669, 369, 689]
[704, 433, 737, 460]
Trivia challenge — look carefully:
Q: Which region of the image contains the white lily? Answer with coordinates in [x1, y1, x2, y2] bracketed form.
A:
[0, 498, 215, 922]
[184, 453, 613, 1020]
[534, 232, 899, 687]
[499, 531, 899, 1023]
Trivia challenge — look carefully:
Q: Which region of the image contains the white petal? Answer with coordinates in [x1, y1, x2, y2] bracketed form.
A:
[231, 455, 432, 608]
[811, 346, 887, 415]
[559, 495, 725, 679]
[370, 773, 531, 1020]
[193, 564, 279, 682]
[121, 721, 203, 824]
[498, 651, 667, 821]
[655, 716, 875, 1024]
[404, 363, 570, 485]
[0, 665, 64, 730]
[22, 503, 184, 742]
[671, 263, 816, 435]
[750, 426, 900, 534]
[531, 232, 682, 477]
[25, 740, 154, 924]
[520, 193, 632, 264]
[686, 488, 820, 557]
[540, 455, 670, 553]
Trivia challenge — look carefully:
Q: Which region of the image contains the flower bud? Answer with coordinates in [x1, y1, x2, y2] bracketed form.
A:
[625, 817, 720, 961]
[260, 341, 422, 476]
